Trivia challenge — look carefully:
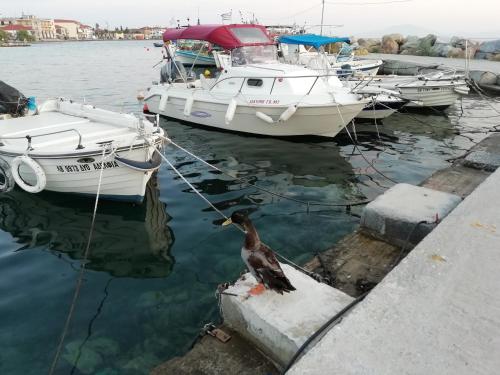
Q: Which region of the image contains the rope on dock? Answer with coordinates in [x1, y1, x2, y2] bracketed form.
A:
[48, 146, 110, 375]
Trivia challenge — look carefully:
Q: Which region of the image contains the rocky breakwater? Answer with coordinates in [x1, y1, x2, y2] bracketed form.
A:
[358, 34, 483, 59]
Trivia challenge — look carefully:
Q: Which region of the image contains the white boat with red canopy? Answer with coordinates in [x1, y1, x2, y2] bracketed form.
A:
[144, 24, 366, 138]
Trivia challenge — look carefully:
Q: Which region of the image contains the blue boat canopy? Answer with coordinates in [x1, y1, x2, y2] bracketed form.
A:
[278, 34, 350, 49]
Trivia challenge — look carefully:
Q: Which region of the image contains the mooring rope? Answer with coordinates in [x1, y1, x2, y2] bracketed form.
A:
[152, 145, 329, 281]
[160, 135, 370, 209]
[48, 146, 109, 375]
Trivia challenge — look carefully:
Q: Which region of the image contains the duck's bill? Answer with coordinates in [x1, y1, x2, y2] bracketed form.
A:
[222, 218, 232, 226]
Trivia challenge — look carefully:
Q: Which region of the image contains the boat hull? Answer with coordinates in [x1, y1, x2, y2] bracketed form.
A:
[0, 141, 162, 203]
[175, 51, 216, 67]
[145, 92, 365, 138]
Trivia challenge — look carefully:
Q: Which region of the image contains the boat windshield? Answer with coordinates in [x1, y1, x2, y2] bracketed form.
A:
[231, 45, 278, 66]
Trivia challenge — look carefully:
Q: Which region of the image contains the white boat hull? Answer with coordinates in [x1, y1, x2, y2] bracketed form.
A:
[398, 86, 464, 108]
[145, 91, 365, 138]
[0, 100, 164, 202]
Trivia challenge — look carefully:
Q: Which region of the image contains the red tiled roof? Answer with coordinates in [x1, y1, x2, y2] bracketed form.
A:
[0, 24, 33, 31]
[54, 19, 79, 24]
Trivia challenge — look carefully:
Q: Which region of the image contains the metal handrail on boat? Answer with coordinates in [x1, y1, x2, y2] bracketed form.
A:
[209, 72, 352, 96]
[0, 128, 85, 151]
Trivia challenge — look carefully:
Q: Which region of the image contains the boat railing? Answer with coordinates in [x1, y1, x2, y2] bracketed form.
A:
[0, 128, 85, 150]
[210, 72, 353, 95]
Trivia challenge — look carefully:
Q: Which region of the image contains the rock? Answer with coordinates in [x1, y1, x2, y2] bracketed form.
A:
[357, 38, 380, 48]
[489, 53, 500, 62]
[383, 33, 405, 45]
[475, 52, 491, 60]
[381, 36, 399, 54]
[450, 36, 466, 49]
[354, 47, 369, 56]
[400, 35, 419, 54]
[415, 34, 437, 55]
[431, 42, 453, 57]
[469, 70, 498, 85]
[478, 39, 500, 54]
[447, 47, 465, 58]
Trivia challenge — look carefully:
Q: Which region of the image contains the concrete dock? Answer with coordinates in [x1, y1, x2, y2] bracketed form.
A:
[288, 161, 500, 375]
[151, 133, 500, 374]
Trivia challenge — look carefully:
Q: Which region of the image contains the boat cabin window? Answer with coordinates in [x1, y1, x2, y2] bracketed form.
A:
[229, 27, 271, 44]
[231, 45, 278, 66]
[247, 79, 263, 87]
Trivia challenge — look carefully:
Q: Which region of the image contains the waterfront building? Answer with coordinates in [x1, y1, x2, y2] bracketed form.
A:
[0, 24, 35, 39]
[54, 19, 80, 39]
[16, 15, 56, 40]
[78, 24, 95, 40]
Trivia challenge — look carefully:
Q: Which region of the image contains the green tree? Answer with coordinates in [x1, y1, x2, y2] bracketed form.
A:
[16, 30, 34, 42]
[0, 29, 9, 42]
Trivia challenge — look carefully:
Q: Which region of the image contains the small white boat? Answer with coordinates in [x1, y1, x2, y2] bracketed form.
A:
[350, 72, 470, 110]
[0, 99, 164, 202]
[278, 34, 383, 77]
[145, 24, 367, 138]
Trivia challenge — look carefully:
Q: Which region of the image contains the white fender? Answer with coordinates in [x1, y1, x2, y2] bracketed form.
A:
[0, 157, 15, 193]
[225, 98, 238, 125]
[11, 155, 47, 193]
[255, 111, 274, 124]
[183, 95, 194, 117]
[278, 104, 297, 122]
[159, 94, 169, 111]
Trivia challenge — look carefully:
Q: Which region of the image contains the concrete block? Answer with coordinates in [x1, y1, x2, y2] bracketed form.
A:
[462, 133, 500, 172]
[221, 264, 353, 367]
[360, 183, 461, 247]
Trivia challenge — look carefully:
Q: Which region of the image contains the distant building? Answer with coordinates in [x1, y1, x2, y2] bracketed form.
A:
[16, 15, 56, 40]
[54, 19, 80, 39]
[78, 24, 94, 40]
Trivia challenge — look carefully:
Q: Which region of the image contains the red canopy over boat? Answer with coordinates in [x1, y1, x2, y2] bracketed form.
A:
[162, 24, 274, 50]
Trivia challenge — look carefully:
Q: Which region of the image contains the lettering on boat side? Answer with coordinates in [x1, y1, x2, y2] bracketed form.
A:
[191, 111, 212, 118]
[248, 99, 280, 105]
[56, 161, 119, 173]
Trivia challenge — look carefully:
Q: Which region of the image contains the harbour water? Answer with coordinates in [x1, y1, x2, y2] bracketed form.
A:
[0, 41, 497, 374]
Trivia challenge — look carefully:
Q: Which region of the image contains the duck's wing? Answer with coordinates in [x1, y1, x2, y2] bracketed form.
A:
[247, 243, 296, 294]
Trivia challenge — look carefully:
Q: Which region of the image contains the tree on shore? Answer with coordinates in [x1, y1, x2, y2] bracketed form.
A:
[16, 30, 35, 42]
[0, 29, 9, 42]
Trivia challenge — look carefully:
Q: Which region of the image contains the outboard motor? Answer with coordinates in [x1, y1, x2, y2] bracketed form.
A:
[0, 81, 29, 117]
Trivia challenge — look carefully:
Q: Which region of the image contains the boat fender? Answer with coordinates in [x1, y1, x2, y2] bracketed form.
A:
[115, 152, 162, 172]
[225, 98, 237, 125]
[278, 104, 297, 122]
[184, 96, 194, 117]
[0, 157, 15, 193]
[11, 155, 46, 193]
[255, 111, 274, 124]
[159, 94, 169, 111]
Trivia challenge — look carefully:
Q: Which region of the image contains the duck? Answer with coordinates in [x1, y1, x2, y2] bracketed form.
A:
[222, 211, 296, 295]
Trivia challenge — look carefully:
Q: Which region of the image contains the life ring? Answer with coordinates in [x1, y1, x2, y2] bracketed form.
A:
[0, 157, 15, 193]
[11, 155, 47, 193]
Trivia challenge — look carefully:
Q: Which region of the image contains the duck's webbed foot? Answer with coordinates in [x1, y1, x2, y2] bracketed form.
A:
[248, 283, 266, 296]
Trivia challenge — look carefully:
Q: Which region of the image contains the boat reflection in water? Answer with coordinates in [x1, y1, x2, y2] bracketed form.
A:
[0, 176, 174, 278]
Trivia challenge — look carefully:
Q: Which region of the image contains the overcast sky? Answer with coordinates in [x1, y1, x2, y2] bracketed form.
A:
[1, 0, 498, 38]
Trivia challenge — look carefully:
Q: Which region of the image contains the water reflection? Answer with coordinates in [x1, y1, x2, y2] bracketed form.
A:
[0, 177, 174, 278]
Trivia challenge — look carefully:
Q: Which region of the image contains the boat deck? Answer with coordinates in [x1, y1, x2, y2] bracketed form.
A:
[0, 111, 145, 156]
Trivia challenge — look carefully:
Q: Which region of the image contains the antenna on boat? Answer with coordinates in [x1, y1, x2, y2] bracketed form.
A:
[320, 0, 325, 35]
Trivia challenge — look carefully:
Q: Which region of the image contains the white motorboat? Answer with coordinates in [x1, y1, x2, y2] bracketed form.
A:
[0, 99, 164, 202]
[278, 34, 383, 77]
[349, 72, 470, 110]
[145, 24, 367, 138]
[277, 35, 406, 121]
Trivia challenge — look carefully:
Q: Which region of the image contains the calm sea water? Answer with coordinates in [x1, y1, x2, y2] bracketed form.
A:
[0, 41, 498, 375]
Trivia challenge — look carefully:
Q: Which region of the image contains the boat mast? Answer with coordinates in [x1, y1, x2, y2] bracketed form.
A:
[320, 0, 325, 35]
